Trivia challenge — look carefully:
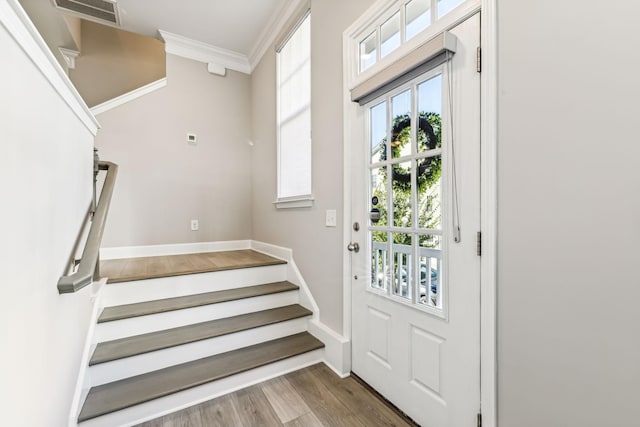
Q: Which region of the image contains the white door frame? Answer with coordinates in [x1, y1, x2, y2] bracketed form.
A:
[341, 1, 497, 425]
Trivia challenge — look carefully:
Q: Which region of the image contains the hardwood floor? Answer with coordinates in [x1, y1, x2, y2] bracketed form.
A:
[136, 363, 417, 427]
[100, 250, 287, 283]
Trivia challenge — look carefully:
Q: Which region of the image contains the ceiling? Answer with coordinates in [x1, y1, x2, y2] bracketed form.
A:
[115, 0, 287, 55]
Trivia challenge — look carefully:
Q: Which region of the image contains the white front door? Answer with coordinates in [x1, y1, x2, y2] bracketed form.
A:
[350, 13, 481, 427]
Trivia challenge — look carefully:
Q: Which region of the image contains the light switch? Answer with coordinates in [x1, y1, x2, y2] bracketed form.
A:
[326, 210, 337, 227]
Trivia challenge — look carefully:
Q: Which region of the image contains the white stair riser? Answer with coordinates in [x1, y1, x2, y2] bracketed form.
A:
[102, 264, 287, 306]
[78, 349, 324, 427]
[95, 291, 299, 342]
[89, 318, 310, 386]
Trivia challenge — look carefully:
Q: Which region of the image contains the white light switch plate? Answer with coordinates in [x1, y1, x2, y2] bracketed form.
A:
[326, 210, 337, 227]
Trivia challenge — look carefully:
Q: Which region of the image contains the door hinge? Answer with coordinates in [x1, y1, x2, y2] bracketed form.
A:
[477, 412, 483, 427]
[476, 46, 482, 73]
[476, 231, 482, 256]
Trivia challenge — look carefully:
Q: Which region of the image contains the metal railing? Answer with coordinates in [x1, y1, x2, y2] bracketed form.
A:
[58, 161, 118, 294]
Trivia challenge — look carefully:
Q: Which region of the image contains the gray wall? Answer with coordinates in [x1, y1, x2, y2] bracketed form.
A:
[96, 54, 253, 248]
[251, 0, 375, 333]
[497, 1, 640, 425]
[0, 22, 95, 426]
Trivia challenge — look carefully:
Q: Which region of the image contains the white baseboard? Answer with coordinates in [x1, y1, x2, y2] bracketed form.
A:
[100, 240, 251, 260]
[68, 279, 106, 427]
[308, 319, 351, 377]
[251, 241, 350, 376]
[251, 241, 319, 314]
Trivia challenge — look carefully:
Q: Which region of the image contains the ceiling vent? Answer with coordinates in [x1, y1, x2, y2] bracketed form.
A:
[54, 0, 120, 26]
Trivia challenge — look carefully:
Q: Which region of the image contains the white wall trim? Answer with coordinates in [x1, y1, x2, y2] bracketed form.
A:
[67, 279, 106, 427]
[247, 0, 308, 72]
[0, 0, 99, 135]
[307, 319, 351, 377]
[250, 240, 319, 313]
[91, 78, 167, 116]
[480, 0, 498, 425]
[272, 196, 315, 209]
[100, 240, 252, 260]
[251, 240, 351, 376]
[159, 30, 250, 75]
[58, 47, 79, 69]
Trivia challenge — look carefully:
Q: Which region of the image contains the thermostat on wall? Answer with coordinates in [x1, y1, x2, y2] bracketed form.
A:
[187, 133, 197, 145]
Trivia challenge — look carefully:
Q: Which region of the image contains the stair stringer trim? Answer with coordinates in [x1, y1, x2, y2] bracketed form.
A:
[67, 279, 107, 427]
[251, 240, 351, 376]
[90, 78, 167, 116]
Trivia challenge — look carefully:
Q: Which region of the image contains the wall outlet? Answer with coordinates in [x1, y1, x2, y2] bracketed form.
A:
[325, 209, 337, 227]
[190, 219, 199, 231]
[187, 133, 197, 145]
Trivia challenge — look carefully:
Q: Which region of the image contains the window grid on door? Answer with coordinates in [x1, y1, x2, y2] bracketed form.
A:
[367, 66, 446, 313]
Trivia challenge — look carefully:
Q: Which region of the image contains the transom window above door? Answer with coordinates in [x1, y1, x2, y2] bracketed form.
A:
[351, 0, 478, 79]
[360, 0, 467, 72]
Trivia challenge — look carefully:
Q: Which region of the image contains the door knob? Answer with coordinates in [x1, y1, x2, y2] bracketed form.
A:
[347, 242, 360, 253]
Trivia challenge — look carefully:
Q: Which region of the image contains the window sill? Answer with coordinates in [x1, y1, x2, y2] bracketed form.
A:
[273, 196, 315, 209]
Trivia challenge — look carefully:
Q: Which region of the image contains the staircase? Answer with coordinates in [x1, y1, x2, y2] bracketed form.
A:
[77, 249, 324, 426]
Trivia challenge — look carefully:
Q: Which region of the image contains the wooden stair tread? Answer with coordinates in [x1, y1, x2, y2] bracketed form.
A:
[98, 281, 299, 323]
[78, 332, 324, 422]
[90, 304, 313, 365]
[101, 250, 287, 283]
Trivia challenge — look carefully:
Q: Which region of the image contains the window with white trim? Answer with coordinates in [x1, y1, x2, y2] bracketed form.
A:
[276, 13, 312, 207]
[358, 0, 467, 73]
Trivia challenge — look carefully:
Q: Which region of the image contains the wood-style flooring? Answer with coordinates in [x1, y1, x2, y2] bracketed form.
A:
[136, 363, 417, 427]
[100, 250, 287, 283]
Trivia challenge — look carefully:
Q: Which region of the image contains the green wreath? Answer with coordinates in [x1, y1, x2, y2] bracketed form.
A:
[379, 112, 442, 192]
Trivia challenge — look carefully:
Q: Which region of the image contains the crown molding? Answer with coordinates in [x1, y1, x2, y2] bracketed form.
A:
[158, 29, 251, 74]
[247, 0, 309, 72]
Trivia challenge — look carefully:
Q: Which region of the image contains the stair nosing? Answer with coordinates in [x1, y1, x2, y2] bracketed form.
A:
[106, 258, 288, 284]
[90, 304, 313, 365]
[78, 332, 324, 422]
[98, 281, 299, 323]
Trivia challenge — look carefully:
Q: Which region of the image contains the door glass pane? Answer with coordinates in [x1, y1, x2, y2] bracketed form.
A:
[417, 75, 442, 153]
[380, 11, 401, 58]
[418, 235, 442, 308]
[405, 0, 431, 40]
[417, 155, 441, 229]
[391, 90, 412, 158]
[392, 161, 412, 228]
[370, 101, 387, 163]
[370, 167, 387, 227]
[371, 232, 388, 290]
[392, 233, 412, 299]
[360, 31, 377, 71]
[437, 0, 464, 18]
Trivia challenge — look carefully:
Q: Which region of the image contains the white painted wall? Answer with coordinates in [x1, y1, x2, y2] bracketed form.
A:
[497, 1, 640, 425]
[95, 54, 253, 248]
[250, 0, 375, 334]
[0, 16, 95, 427]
